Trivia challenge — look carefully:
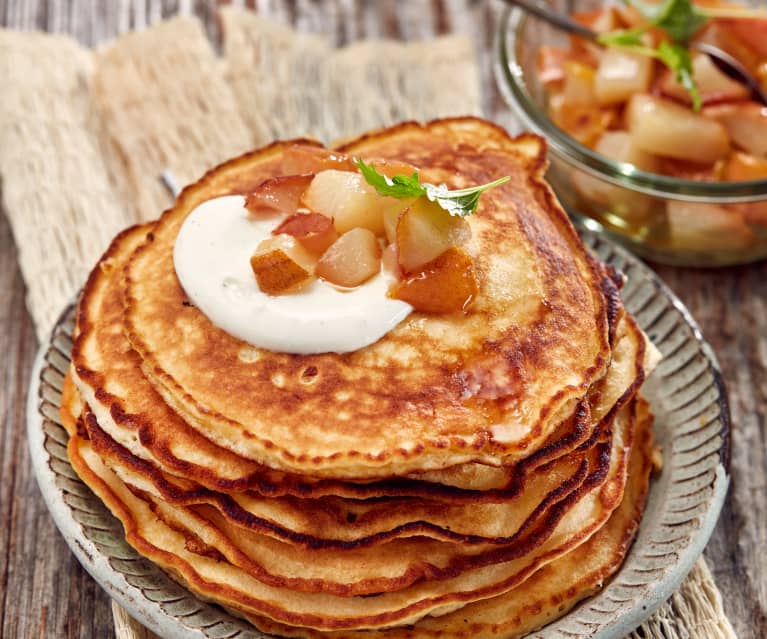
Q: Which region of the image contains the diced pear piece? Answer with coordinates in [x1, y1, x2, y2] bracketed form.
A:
[396, 198, 472, 274]
[703, 102, 767, 158]
[723, 152, 767, 225]
[244, 174, 314, 216]
[536, 46, 596, 85]
[372, 160, 420, 179]
[667, 201, 754, 251]
[595, 131, 659, 172]
[626, 94, 730, 163]
[723, 151, 767, 182]
[272, 212, 339, 255]
[301, 169, 407, 236]
[250, 234, 317, 295]
[659, 54, 749, 106]
[572, 131, 659, 220]
[549, 91, 617, 147]
[537, 46, 571, 86]
[380, 243, 400, 277]
[390, 247, 478, 314]
[282, 145, 356, 175]
[594, 47, 653, 106]
[562, 61, 597, 106]
[316, 228, 382, 288]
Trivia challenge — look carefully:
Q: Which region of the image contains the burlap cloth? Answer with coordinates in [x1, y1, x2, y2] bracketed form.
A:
[0, 9, 736, 639]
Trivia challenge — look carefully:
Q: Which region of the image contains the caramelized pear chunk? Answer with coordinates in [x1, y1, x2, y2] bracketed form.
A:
[316, 228, 382, 288]
[703, 102, 767, 158]
[282, 145, 356, 175]
[390, 247, 478, 313]
[594, 48, 653, 106]
[396, 198, 471, 274]
[302, 169, 407, 236]
[244, 174, 314, 216]
[626, 94, 730, 163]
[250, 235, 316, 295]
[272, 212, 339, 254]
[372, 160, 420, 178]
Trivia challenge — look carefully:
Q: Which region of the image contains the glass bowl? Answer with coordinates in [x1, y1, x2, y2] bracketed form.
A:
[495, 0, 767, 266]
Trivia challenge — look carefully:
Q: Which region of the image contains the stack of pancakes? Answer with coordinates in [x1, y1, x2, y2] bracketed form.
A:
[61, 118, 660, 638]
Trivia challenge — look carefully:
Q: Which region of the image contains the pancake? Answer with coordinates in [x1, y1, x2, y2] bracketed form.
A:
[59, 372, 82, 437]
[66, 394, 634, 629]
[123, 118, 613, 478]
[79, 402, 591, 546]
[244, 397, 655, 638]
[62, 386, 594, 596]
[72, 219, 645, 498]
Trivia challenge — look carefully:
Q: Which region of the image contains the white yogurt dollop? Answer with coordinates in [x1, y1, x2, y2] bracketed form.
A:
[173, 195, 412, 354]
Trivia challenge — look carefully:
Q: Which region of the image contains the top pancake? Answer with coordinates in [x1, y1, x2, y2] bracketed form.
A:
[124, 118, 611, 477]
[72, 225, 644, 499]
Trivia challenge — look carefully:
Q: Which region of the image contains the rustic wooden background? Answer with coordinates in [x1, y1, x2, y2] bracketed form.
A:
[0, 1, 765, 638]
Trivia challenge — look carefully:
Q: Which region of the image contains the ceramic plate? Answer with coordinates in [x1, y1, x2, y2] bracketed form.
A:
[27, 228, 730, 639]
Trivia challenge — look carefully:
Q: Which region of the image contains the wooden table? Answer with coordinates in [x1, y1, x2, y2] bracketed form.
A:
[1, 1, 765, 637]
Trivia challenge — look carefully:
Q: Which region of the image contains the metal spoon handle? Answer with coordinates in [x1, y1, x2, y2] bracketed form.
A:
[502, 0, 598, 40]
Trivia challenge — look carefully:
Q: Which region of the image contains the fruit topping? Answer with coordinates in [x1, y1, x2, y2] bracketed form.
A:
[272, 212, 339, 254]
[250, 234, 316, 295]
[315, 228, 382, 288]
[389, 247, 478, 313]
[247, 146, 509, 313]
[282, 145, 357, 175]
[244, 174, 314, 216]
[395, 198, 471, 274]
[626, 94, 730, 163]
[301, 169, 407, 236]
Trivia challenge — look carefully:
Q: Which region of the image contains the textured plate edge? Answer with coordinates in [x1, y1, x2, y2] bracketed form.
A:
[586, 466, 729, 639]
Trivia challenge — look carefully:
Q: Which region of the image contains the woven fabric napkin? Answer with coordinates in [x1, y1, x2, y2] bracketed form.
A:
[0, 9, 735, 639]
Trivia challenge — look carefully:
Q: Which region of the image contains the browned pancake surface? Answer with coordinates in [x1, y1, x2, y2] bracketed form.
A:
[123, 118, 611, 477]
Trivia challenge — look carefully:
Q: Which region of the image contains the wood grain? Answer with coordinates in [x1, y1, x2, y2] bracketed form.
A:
[0, 1, 765, 638]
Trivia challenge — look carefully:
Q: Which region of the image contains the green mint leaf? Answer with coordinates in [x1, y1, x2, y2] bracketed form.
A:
[355, 158, 509, 217]
[616, 1, 705, 109]
[424, 177, 511, 217]
[353, 158, 426, 198]
[624, 0, 707, 43]
[597, 28, 646, 48]
[653, 0, 708, 43]
[656, 41, 702, 110]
